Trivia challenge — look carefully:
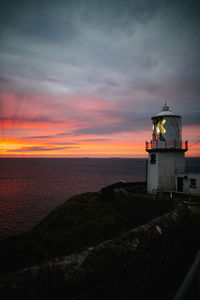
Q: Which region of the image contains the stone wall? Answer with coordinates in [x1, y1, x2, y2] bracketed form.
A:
[0, 201, 189, 300]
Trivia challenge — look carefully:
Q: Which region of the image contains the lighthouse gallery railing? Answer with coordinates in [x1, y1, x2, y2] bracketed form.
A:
[145, 140, 188, 150]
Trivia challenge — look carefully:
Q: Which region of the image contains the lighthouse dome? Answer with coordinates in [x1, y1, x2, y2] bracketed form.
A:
[152, 104, 180, 118]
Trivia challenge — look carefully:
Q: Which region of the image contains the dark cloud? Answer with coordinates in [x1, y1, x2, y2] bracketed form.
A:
[72, 120, 147, 136]
[24, 136, 78, 145]
[182, 112, 200, 126]
[0, 76, 11, 84]
[80, 138, 110, 142]
[7, 146, 79, 152]
[49, 142, 78, 145]
[1, 1, 199, 100]
[0, 0, 199, 140]
[0, 116, 61, 124]
[24, 135, 55, 139]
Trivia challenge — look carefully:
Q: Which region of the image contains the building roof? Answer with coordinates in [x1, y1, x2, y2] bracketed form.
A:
[152, 103, 181, 118]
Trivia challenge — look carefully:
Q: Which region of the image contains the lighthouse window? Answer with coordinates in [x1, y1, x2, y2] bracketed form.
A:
[150, 154, 156, 164]
[190, 179, 196, 189]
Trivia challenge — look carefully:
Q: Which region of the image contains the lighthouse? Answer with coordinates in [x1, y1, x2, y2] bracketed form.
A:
[145, 103, 188, 193]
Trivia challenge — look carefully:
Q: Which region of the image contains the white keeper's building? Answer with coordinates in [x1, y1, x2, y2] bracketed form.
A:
[145, 104, 200, 195]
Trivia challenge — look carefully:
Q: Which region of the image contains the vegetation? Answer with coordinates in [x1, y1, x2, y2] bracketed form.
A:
[0, 182, 200, 300]
[0, 182, 174, 275]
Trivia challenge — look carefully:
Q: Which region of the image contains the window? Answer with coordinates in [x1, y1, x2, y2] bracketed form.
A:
[150, 154, 156, 164]
[190, 179, 196, 189]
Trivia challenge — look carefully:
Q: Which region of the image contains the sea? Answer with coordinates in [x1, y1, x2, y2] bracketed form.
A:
[0, 157, 199, 239]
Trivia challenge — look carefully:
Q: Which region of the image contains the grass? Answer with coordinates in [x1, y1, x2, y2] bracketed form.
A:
[0, 192, 128, 274]
[0, 184, 200, 300]
[0, 185, 174, 275]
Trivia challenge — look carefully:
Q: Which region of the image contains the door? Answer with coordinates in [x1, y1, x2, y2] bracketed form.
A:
[177, 177, 183, 192]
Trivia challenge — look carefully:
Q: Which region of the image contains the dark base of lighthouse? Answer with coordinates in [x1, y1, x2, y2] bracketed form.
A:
[146, 148, 187, 153]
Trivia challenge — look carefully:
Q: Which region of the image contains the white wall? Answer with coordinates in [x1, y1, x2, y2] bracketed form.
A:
[158, 152, 175, 191]
[147, 152, 158, 193]
[147, 151, 185, 193]
[175, 173, 200, 195]
[158, 152, 185, 191]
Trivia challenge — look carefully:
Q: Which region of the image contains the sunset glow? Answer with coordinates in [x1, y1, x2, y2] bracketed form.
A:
[0, 90, 199, 157]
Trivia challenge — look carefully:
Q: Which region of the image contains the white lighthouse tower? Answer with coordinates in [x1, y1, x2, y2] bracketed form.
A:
[145, 103, 188, 193]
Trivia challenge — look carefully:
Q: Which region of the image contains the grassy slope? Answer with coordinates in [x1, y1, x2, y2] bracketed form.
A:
[0, 186, 200, 299]
[0, 192, 128, 274]
[0, 187, 175, 275]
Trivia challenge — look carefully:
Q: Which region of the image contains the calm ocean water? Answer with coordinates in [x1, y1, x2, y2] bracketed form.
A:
[0, 157, 199, 238]
[0, 158, 147, 238]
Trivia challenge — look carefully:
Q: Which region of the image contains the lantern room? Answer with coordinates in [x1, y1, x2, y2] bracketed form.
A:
[146, 103, 188, 151]
[152, 103, 182, 148]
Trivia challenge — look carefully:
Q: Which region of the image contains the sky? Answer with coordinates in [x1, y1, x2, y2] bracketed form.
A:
[0, 0, 199, 157]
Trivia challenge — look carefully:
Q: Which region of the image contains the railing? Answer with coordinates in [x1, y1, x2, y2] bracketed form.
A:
[145, 140, 188, 151]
